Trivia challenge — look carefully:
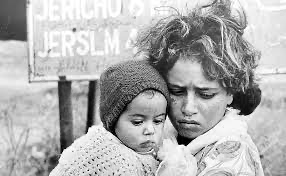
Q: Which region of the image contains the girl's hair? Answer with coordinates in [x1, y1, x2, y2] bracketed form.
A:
[136, 0, 261, 115]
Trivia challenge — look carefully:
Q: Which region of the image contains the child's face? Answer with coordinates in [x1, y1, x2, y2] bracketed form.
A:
[115, 91, 167, 153]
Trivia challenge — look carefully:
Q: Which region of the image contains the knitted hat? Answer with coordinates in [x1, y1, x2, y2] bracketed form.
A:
[100, 60, 169, 132]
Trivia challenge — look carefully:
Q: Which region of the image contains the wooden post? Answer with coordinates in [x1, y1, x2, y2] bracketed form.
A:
[58, 81, 73, 152]
[86, 80, 98, 133]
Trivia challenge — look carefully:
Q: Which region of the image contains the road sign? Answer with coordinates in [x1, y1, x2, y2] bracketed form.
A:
[27, 0, 183, 81]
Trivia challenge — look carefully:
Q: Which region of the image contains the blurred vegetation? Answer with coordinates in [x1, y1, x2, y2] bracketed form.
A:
[0, 82, 89, 176]
[248, 76, 286, 176]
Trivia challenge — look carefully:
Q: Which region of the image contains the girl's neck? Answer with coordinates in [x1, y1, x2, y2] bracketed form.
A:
[177, 135, 193, 146]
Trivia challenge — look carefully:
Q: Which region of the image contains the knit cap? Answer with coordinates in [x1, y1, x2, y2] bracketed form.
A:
[100, 60, 169, 132]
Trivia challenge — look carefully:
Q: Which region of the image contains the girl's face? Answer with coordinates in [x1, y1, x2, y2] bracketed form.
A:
[166, 57, 233, 140]
[115, 92, 167, 153]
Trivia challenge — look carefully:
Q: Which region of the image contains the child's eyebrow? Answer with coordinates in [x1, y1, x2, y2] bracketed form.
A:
[129, 114, 146, 118]
[129, 113, 166, 118]
[154, 113, 166, 118]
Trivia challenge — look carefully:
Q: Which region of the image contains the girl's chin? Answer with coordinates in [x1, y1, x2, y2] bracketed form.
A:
[178, 129, 201, 139]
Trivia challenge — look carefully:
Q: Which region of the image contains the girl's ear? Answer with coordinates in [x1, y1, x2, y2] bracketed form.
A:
[227, 94, 233, 105]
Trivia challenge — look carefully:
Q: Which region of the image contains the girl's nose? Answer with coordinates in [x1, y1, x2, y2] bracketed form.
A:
[181, 92, 198, 116]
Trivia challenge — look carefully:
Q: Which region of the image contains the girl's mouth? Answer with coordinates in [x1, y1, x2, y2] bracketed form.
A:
[178, 119, 200, 125]
[178, 120, 201, 131]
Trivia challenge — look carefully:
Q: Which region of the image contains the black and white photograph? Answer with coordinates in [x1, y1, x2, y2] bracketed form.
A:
[0, 0, 285, 175]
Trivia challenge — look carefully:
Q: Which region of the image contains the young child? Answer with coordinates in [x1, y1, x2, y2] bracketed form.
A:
[49, 60, 170, 176]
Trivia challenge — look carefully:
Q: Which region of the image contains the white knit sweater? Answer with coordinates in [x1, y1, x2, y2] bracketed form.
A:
[49, 125, 158, 176]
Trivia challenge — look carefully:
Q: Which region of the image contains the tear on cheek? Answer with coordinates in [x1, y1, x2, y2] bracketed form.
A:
[170, 96, 178, 104]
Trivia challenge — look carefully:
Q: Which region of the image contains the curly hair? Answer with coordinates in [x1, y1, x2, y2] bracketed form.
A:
[136, 0, 261, 95]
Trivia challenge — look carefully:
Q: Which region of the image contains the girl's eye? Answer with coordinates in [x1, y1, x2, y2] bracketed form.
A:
[131, 120, 143, 126]
[198, 92, 216, 99]
[169, 88, 185, 96]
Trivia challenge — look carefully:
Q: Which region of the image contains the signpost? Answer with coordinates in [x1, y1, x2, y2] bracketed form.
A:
[27, 0, 186, 82]
[27, 0, 185, 151]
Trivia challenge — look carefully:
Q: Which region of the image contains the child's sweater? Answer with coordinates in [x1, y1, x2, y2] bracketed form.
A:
[49, 125, 158, 176]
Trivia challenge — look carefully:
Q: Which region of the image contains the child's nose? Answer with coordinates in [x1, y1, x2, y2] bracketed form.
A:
[143, 123, 155, 135]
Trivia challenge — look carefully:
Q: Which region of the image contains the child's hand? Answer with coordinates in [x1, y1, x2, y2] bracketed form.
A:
[156, 139, 197, 176]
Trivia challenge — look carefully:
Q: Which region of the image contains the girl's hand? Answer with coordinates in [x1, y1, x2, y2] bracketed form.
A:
[156, 139, 197, 176]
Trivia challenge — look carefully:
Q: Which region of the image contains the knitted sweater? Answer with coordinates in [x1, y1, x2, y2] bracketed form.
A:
[49, 126, 159, 176]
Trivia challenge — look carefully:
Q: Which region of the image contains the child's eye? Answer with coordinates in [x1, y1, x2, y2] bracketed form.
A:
[153, 118, 165, 125]
[131, 120, 143, 126]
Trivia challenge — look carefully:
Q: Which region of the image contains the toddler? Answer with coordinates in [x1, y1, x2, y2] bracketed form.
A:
[49, 60, 169, 176]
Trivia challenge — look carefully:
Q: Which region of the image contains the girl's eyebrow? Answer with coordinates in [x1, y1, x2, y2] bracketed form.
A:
[169, 83, 218, 90]
[168, 83, 184, 88]
[195, 84, 222, 91]
[196, 87, 218, 91]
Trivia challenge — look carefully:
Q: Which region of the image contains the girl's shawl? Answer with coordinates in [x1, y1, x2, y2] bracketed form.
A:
[159, 108, 264, 176]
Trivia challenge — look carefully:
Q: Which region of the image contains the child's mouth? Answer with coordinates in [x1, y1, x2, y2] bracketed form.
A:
[137, 142, 159, 157]
[140, 141, 156, 148]
[137, 148, 157, 157]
